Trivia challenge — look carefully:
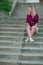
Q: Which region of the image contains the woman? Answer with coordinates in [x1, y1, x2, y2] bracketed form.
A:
[25, 6, 39, 42]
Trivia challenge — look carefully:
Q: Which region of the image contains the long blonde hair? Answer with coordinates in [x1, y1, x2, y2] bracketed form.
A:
[29, 6, 35, 17]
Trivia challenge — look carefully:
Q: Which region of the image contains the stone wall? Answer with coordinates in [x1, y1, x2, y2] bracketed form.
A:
[18, 0, 26, 3]
[18, 0, 39, 3]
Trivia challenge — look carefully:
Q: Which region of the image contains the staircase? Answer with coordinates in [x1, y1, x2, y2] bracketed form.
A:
[0, 3, 43, 65]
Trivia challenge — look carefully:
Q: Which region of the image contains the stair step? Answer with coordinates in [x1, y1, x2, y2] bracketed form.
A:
[0, 40, 43, 44]
[17, 60, 43, 64]
[21, 49, 43, 53]
[0, 27, 43, 32]
[0, 31, 43, 34]
[0, 29, 43, 33]
[0, 24, 25, 26]
[0, 62, 17, 65]
[0, 36, 43, 39]
[0, 59, 43, 64]
[0, 52, 43, 56]
[0, 23, 43, 26]
[0, 54, 43, 61]
[19, 56, 43, 60]
[0, 55, 18, 60]
[0, 37, 43, 42]
[0, 55, 43, 61]
[0, 36, 43, 38]
[0, 41, 43, 47]
[0, 59, 18, 63]
[0, 33, 43, 40]
[0, 40, 22, 43]
[0, 26, 26, 28]
[0, 33, 43, 37]
[0, 24, 43, 27]
[0, 43, 42, 47]
[0, 27, 43, 31]
[0, 46, 43, 50]
[0, 46, 43, 53]
[0, 19, 43, 24]
[0, 48, 20, 53]
[0, 20, 43, 24]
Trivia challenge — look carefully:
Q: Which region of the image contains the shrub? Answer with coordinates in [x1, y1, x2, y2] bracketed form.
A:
[0, 0, 12, 13]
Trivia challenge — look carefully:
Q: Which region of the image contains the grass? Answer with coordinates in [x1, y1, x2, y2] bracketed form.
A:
[0, 0, 12, 14]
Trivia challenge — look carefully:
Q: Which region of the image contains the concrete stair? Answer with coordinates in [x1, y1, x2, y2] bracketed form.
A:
[0, 3, 43, 65]
[0, 18, 23, 65]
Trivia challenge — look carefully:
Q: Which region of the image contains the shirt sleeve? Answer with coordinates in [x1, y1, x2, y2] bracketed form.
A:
[26, 14, 30, 23]
[35, 14, 39, 23]
[26, 15, 28, 23]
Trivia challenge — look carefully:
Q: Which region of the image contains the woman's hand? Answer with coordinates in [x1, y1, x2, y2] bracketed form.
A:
[26, 23, 30, 26]
[26, 23, 30, 29]
[33, 23, 38, 27]
[35, 23, 38, 26]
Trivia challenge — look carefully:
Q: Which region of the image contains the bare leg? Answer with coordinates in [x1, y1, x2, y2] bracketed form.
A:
[26, 25, 31, 38]
[25, 25, 34, 42]
[25, 23, 38, 42]
[31, 26, 36, 36]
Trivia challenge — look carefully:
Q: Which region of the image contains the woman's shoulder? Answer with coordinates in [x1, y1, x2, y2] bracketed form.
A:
[26, 14, 31, 17]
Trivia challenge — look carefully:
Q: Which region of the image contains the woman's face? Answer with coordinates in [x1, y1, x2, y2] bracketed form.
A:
[28, 7, 32, 13]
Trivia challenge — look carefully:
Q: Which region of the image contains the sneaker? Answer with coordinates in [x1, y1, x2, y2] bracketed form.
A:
[30, 38, 34, 42]
[25, 37, 29, 42]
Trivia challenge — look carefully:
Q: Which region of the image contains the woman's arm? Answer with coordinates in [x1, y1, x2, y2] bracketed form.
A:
[26, 23, 30, 27]
[35, 23, 38, 26]
[34, 14, 39, 27]
[33, 23, 38, 28]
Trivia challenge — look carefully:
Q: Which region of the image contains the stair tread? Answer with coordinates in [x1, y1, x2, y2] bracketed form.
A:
[0, 59, 43, 64]
[0, 46, 43, 49]
[0, 35, 43, 37]
[0, 40, 43, 44]
[0, 27, 43, 29]
[0, 23, 43, 27]
[0, 24, 43, 27]
[0, 31, 43, 35]
[0, 52, 43, 56]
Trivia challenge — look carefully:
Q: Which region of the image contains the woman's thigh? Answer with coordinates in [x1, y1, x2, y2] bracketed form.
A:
[31, 25, 36, 32]
[26, 25, 31, 30]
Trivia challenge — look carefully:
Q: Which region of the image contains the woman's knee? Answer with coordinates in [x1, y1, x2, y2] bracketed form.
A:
[32, 26, 36, 29]
[32, 26, 36, 32]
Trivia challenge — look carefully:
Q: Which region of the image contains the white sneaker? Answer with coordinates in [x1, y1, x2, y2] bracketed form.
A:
[36, 27, 38, 33]
[25, 37, 29, 42]
[30, 38, 34, 42]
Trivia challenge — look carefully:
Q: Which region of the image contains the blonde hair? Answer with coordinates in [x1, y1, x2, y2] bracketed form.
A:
[32, 6, 35, 16]
[29, 6, 35, 17]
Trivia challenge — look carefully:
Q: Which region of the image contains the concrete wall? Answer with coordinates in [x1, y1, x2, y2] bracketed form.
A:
[9, 0, 39, 3]
[26, 0, 39, 3]
[9, 0, 18, 15]
[18, 0, 39, 3]
[18, 0, 26, 3]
